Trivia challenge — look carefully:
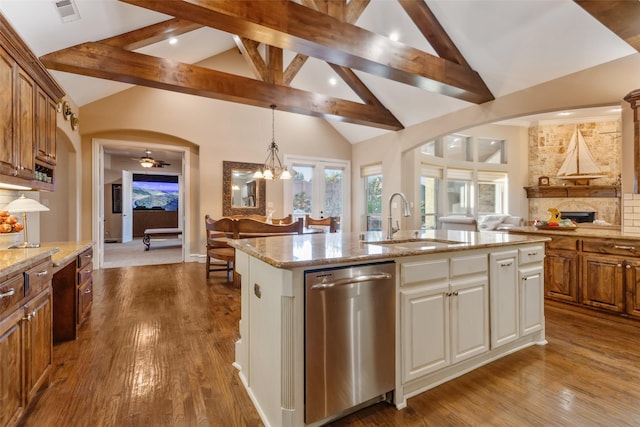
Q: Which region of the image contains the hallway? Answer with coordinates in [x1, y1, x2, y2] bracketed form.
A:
[18, 263, 640, 426]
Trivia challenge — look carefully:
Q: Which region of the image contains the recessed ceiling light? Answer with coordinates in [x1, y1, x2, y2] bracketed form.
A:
[328, 77, 338, 86]
[169, 37, 178, 45]
[389, 31, 400, 42]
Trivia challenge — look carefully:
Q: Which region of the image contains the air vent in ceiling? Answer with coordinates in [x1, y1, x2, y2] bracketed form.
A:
[54, 0, 81, 23]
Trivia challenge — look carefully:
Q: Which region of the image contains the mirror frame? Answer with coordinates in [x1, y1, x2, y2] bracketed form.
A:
[222, 161, 266, 216]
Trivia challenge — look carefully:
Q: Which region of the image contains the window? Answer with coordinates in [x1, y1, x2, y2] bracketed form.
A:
[478, 171, 507, 215]
[446, 168, 473, 215]
[444, 134, 471, 162]
[478, 138, 506, 164]
[420, 165, 442, 230]
[287, 158, 349, 225]
[421, 140, 441, 157]
[362, 164, 382, 231]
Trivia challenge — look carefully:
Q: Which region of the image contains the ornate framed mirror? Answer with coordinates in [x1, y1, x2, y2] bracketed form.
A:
[222, 161, 266, 216]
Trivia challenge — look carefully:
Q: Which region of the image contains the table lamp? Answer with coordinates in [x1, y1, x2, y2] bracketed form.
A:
[5, 194, 50, 248]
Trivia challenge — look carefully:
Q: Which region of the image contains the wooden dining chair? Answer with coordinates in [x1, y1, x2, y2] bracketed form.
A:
[235, 217, 303, 237]
[205, 215, 237, 282]
[305, 215, 340, 233]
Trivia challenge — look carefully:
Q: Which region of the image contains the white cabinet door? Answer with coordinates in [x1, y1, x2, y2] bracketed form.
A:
[401, 282, 449, 382]
[450, 278, 489, 364]
[519, 266, 544, 336]
[490, 251, 519, 349]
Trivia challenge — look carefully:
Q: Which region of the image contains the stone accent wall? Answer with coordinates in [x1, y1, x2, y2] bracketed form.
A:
[527, 121, 621, 225]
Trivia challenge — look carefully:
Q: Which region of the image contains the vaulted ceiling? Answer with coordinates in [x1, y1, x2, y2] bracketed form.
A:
[0, 0, 636, 143]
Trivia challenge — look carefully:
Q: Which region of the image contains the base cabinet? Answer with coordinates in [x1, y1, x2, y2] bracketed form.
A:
[0, 258, 53, 427]
[581, 254, 625, 313]
[400, 254, 489, 383]
[490, 251, 519, 349]
[545, 249, 579, 302]
[0, 309, 24, 427]
[625, 260, 640, 318]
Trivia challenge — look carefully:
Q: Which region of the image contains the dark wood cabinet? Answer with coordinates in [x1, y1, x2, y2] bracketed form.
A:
[52, 246, 93, 343]
[581, 254, 625, 313]
[23, 289, 52, 402]
[35, 87, 57, 165]
[0, 257, 53, 427]
[625, 260, 640, 318]
[545, 249, 579, 302]
[0, 13, 64, 189]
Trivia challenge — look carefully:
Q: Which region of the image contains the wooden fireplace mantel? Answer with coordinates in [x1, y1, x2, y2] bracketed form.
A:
[524, 185, 621, 198]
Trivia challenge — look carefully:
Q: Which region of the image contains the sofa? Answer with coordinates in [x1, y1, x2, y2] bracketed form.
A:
[477, 214, 523, 231]
[437, 214, 523, 232]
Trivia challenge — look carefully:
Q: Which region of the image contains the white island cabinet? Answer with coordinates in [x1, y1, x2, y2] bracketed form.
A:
[230, 231, 548, 427]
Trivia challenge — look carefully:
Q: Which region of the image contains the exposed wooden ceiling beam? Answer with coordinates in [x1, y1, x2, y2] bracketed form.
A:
[574, 1, 640, 51]
[101, 18, 202, 51]
[40, 42, 403, 130]
[233, 36, 268, 81]
[119, 0, 494, 104]
[397, 0, 469, 67]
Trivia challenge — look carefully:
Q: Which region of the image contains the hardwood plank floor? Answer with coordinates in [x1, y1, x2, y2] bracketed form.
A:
[18, 263, 640, 426]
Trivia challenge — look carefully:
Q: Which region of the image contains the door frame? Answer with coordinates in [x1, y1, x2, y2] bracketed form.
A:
[92, 138, 191, 269]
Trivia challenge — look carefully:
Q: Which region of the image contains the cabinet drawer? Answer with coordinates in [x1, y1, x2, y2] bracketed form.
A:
[546, 237, 578, 251]
[519, 245, 544, 265]
[582, 239, 640, 257]
[451, 254, 487, 277]
[78, 278, 92, 325]
[401, 259, 448, 285]
[0, 274, 24, 315]
[77, 262, 93, 285]
[77, 247, 93, 270]
[25, 260, 52, 296]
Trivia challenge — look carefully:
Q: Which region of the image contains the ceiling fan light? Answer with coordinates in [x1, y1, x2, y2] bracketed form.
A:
[140, 158, 154, 168]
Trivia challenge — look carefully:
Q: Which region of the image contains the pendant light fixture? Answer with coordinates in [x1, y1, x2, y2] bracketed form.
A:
[254, 105, 291, 180]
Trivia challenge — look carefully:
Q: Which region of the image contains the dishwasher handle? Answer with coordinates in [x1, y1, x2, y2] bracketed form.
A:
[310, 272, 392, 290]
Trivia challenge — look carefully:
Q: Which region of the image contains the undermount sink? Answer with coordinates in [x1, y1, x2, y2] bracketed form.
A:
[365, 238, 464, 251]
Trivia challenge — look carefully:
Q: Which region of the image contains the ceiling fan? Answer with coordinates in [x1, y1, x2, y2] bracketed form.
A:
[137, 149, 171, 168]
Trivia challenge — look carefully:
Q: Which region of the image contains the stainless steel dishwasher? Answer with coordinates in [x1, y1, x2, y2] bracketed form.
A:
[305, 261, 395, 424]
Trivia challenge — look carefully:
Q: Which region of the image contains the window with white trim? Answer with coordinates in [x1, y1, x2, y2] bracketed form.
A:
[362, 163, 382, 231]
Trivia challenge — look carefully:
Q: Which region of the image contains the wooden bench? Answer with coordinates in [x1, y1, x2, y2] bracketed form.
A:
[143, 228, 182, 250]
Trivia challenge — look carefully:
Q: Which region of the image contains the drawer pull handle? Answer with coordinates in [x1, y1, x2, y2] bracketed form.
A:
[617, 264, 622, 268]
[613, 245, 635, 251]
[82, 269, 92, 274]
[527, 252, 538, 256]
[500, 262, 513, 267]
[36, 270, 49, 276]
[83, 254, 92, 259]
[626, 265, 631, 269]
[84, 289, 92, 294]
[0, 288, 15, 299]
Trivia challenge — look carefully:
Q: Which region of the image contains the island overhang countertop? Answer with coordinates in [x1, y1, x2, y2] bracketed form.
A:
[228, 229, 550, 269]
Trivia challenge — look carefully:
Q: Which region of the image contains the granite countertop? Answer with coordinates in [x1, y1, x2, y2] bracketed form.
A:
[40, 241, 94, 268]
[229, 230, 549, 269]
[508, 226, 640, 240]
[0, 241, 94, 278]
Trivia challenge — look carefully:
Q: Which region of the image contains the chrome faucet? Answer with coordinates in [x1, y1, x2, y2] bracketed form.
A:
[387, 192, 411, 239]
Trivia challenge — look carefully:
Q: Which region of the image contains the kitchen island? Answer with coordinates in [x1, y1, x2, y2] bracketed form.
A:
[229, 230, 550, 427]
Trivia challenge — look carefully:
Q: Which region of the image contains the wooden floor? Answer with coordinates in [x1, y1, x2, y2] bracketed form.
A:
[18, 263, 640, 427]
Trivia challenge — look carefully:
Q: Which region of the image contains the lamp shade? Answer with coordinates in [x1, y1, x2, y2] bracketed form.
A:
[5, 194, 50, 213]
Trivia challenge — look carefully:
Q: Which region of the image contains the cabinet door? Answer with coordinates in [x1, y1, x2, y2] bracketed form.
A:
[582, 254, 625, 313]
[625, 260, 640, 318]
[0, 47, 15, 175]
[35, 88, 57, 165]
[490, 251, 518, 349]
[450, 278, 489, 365]
[544, 249, 579, 302]
[24, 289, 52, 402]
[0, 309, 24, 427]
[520, 266, 544, 336]
[401, 283, 449, 382]
[14, 67, 35, 179]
